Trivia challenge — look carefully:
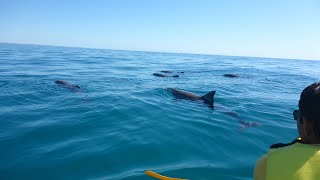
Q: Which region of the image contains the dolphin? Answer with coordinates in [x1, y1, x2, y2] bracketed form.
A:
[166, 88, 215, 107]
[160, 70, 173, 73]
[166, 88, 260, 130]
[223, 74, 239, 78]
[161, 70, 184, 74]
[55, 80, 81, 92]
[153, 73, 179, 78]
[238, 119, 261, 130]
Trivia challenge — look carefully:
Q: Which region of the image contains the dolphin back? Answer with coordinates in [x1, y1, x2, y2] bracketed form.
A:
[55, 80, 67, 85]
[153, 73, 166, 77]
[165, 88, 200, 100]
[200, 91, 216, 107]
[55, 80, 81, 92]
[153, 73, 179, 78]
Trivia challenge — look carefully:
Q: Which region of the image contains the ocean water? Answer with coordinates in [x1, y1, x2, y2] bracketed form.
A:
[0, 43, 319, 180]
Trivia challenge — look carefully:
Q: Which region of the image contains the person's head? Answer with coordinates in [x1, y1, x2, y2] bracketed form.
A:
[294, 82, 320, 143]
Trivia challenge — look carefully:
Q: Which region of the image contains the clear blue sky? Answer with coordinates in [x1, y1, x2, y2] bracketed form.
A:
[1, 0, 320, 60]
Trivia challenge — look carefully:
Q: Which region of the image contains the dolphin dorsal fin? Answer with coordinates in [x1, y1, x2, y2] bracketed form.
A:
[201, 91, 216, 107]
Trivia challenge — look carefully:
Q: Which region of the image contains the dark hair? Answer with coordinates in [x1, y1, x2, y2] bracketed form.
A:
[299, 82, 320, 138]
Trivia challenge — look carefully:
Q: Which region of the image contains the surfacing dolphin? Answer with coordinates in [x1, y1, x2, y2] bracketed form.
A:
[161, 70, 184, 74]
[166, 88, 215, 107]
[223, 74, 239, 78]
[55, 80, 81, 92]
[165, 88, 261, 130]
[153, 73, 179, 78]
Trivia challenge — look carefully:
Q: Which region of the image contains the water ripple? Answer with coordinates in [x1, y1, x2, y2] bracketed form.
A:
[0, 43, 319, 179]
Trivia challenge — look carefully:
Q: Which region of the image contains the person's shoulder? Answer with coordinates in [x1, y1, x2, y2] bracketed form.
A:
[254, 154, 267, 180]
[256, 154, 267, 166]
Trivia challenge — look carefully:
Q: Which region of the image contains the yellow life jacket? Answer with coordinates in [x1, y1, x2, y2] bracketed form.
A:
[266, 142, 320, 180]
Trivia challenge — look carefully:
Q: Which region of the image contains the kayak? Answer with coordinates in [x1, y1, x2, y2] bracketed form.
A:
[145, 170, 187, 180]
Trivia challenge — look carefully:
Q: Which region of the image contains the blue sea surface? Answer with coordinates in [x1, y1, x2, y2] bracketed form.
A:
[0, 43, 319, 180]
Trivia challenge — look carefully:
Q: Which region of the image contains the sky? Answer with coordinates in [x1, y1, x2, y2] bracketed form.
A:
[1, 0, 320, 60]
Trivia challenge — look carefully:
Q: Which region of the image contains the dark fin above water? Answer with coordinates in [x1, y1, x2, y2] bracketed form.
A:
[223, 74, 239, 78]
[201, 91, 216, 107]
[160, 71, 184, 74]
[161, 70, 173, 73]
[153, 73, 166, 77]
[55, 80, 66, 85]
[153, 73, 179, 78]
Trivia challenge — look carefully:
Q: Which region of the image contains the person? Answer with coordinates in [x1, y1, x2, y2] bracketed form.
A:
[254, 82, 320, 180]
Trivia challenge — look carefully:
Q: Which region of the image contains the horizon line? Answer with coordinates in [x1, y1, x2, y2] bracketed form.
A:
[1, 41, 319, 62]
